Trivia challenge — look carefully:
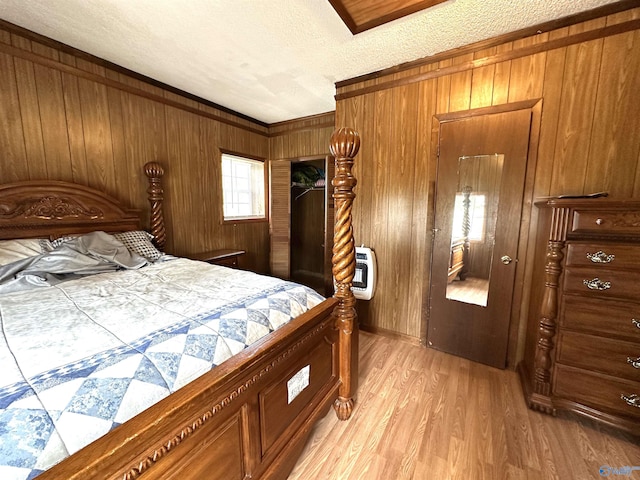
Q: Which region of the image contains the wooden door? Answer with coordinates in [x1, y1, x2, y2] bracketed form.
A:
[428, 108, 532, 368]
[269, 160, 291, 278]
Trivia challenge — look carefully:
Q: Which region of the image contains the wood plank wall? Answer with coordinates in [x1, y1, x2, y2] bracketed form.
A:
[0, 22, 275, 272]
[268, 112, 335, 160]
[335, 6, 640, 365]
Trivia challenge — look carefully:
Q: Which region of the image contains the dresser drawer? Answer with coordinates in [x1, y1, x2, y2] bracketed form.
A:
[563, 267, 640, 301]
[556, 331, 640, 382]
[554, 364, 640, 420]
[561, 295, 640, 342]
[571, 209, 640, 236]
[565, 243, 640, 269]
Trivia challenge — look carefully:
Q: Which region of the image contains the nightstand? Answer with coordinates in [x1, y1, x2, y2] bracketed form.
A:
[190, 249, 246, 268]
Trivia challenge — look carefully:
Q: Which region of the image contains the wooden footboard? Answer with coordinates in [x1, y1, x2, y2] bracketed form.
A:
[39, 298, 339, 480]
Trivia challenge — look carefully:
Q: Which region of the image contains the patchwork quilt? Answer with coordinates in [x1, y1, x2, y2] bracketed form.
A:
[0, 258, 324, 480]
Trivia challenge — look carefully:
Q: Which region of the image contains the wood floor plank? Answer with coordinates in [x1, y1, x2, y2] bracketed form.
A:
[289, 332, 640, 480]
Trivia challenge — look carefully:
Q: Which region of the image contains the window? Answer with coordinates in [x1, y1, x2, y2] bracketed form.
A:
[221, 152, 266, 221]
[451, 192, 486, 242]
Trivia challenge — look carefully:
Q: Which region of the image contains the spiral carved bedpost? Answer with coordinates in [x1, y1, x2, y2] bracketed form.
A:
[330, 127, 360, 421]
[144, 162, 166, 251]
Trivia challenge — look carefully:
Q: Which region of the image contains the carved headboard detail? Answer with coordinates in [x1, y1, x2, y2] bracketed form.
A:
[0, 180, 141, 240]
[0, 195, 103, 220]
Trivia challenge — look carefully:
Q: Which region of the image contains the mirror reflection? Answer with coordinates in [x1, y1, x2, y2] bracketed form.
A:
[446, 154, 504, 307]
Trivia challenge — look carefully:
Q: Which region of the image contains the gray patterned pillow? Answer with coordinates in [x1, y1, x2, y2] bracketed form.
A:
[112, 231, 163, 262]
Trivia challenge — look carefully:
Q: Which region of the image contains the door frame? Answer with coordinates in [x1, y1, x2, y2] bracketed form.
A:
[422, 99, 543, 368]
[269, 154, 335, 296]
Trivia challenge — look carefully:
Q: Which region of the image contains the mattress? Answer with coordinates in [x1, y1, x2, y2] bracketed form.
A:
[0, 258, 324, 480]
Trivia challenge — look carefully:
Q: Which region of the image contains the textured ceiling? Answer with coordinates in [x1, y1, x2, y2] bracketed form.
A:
[0, 0, 623, 124]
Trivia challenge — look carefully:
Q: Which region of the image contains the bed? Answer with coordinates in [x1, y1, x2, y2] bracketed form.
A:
[0, 127, 361, 480]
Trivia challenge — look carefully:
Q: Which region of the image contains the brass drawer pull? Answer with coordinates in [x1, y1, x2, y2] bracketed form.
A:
[586, 251, 615, 263]
[627, 357, 640, 369]
[621, 393, 640, 408]
[633, 319, 640, 329]
[583, 278, 611, 290]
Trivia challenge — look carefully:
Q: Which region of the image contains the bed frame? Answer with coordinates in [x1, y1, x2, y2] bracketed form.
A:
[0, 127, 360, 480]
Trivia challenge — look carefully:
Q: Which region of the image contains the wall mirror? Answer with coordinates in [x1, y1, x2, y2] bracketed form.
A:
[445, 154, 504, 307]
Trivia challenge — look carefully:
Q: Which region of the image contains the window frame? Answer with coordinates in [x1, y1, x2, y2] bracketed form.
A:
[219, 149, 269, 224]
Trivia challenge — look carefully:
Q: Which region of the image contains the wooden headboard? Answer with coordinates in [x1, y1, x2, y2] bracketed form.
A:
[0, 162, 166, 249]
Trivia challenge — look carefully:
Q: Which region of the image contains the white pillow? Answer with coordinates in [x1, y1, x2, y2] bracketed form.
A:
[0, 239, 50, 266]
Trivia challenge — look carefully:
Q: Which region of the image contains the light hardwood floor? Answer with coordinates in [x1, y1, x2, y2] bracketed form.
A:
[289, 332, 639, 479]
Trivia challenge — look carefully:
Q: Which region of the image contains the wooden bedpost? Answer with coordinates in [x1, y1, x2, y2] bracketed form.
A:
[330, 127, 360, 421]
[144, 162, 166, 251]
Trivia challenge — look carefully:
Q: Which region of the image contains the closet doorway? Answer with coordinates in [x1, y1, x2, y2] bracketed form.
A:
[427, 101, 540, 369]
[270, 155, 335, 296]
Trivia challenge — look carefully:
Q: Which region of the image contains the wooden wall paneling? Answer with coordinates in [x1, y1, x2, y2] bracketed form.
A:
[104, 81, 131, 207]
[351, 94, 375, 259]
[76, 76, 118, 195]
[397, 82, 422, 338]
[10, 32, 31, 51]
[31, 46, 73, 181]
[75, 57, 107, 77]
[447, 53, 474, 112]
[385, 84, 419, 336]
[370, 89, 393, 331]
[269, 135, 285, 160]
[250, 131, 269, 161]
[116, 88, 143, 210]
[583, 27, 640, 197]
[198, 116, 222, 252]
[117, 72, 166, 97]
[532, 29, 569, 200]
[549, 18, 606, 196]
[122, 91, 169, 221]
[12, 54, 48, 179]
[164, 106, 202, 255]
[491, 43, 513, 106]
[59, 54, 90, 184]
[164, 90, 201, 110]
[436, 58, 453, 114]
[470, 47, 497, 109]
[507, 34, 548, 103]
[0, 50, 29, 181]
[38, 62, 72, 181]
[30, 41, 59, 61]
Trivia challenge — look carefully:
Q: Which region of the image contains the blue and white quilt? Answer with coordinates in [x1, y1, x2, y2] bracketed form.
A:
[0, 258, 324, 480]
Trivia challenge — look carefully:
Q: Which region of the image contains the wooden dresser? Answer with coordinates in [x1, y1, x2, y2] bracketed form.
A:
[518, 198, 640, 434]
